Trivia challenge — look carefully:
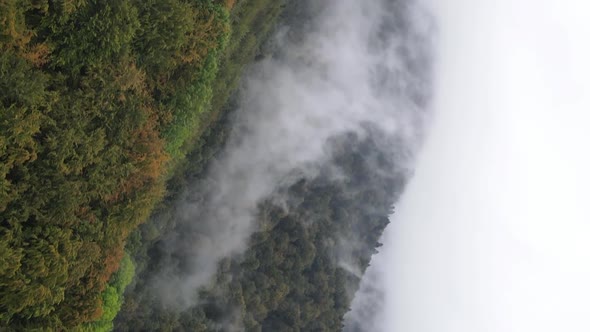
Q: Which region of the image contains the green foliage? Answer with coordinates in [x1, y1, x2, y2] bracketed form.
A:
[163, 0, 287, 190]
[48, 0, 140, 75]
[134, 0, 230, 160]
[0, 50, 47, 212]
[83, 253, 135, 332]
[163, 49, 218, 159]
[0, 0, 233, 329]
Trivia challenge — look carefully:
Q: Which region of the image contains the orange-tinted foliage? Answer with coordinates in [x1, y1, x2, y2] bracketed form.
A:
[106, 105, 169, 204]
[100, 246, 125, 285]
[21, 43, 51, 66]
[224, 0, 237, 10]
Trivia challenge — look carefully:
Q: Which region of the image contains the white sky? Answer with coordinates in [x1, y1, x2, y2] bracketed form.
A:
[371, 0, 590, 331]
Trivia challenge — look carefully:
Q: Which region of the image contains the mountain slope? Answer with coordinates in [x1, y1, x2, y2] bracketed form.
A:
[0, 0, 231, 329]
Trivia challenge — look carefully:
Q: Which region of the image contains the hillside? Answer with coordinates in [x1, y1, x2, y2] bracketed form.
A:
[0, 0, 423, 331]
[0, 0, 282, 329]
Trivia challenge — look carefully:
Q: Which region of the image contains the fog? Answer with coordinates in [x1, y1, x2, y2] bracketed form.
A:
[349, 0, 590, 331]
[149, 0, 432, 310]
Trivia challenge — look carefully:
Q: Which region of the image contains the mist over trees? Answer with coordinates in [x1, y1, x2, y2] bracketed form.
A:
[1, 0, 430, 331]
[116, 127, 408, 331]
[117, 0, 430, 330]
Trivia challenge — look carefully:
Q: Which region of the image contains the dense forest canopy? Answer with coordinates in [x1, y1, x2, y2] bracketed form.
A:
[0, 0, 254, 329]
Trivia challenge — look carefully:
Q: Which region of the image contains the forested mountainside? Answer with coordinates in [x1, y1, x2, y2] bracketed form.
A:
[1, 0, 425, 330]
[116, 127, 407, 331]
[0, 0, 283, 330]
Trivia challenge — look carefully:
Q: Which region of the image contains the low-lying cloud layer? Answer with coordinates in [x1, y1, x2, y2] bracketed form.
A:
[149, 0, 432, 309]
[350, 0, 590, 331]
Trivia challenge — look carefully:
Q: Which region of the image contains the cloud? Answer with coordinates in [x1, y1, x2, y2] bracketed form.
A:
[349, 0, 590, 331]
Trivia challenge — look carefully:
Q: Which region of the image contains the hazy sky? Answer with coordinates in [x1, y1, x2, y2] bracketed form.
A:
[362, 0, 590, 331]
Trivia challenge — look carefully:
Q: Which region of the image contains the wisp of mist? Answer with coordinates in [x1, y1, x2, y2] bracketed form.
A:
[148, 0, 433, 314]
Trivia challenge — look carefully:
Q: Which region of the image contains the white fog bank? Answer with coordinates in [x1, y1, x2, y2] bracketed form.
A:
[352, 0, 590, 331]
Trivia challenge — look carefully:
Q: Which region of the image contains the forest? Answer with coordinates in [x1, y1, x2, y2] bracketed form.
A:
[1, 0, 408, 331]
[115, 127, 406, 331]
[0, 0, 282, 329]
